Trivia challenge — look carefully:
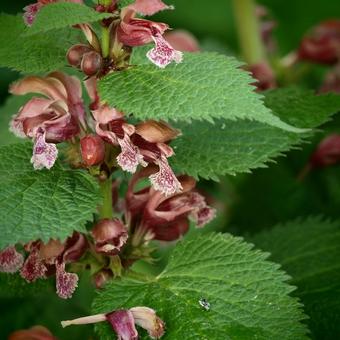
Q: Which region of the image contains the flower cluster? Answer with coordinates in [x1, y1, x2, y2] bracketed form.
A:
[0, 233, 87, 299]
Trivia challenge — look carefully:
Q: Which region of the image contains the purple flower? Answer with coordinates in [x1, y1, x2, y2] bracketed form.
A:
[20, 245, 47, 282]
[61, 306, 165, 339]
[55, 261, 79, 299]
[0, 246, 24, 273]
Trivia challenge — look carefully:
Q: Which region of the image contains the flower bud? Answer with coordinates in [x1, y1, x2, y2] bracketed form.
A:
[298, 20, 340, 65]
[92, 219, 128, 255]
[310, 134, 340, 168]
[67, 44, 92, 68]
[80, 51, 103, 76]
[135, 120, 180, 143]
[80, 135, 105, 166]
[93, 269, 113, 289]
[247, 62, 277, 91]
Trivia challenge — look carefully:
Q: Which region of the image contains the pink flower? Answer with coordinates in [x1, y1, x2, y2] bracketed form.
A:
[118, 6, 182, 68]
[10, 72, 84, 169]
[0, 246, 24, 273]
[20, 244, 47, 282]
[23, 0, 83, 27]
[61, 306, 165, 339]
[91, 219, 128, 255]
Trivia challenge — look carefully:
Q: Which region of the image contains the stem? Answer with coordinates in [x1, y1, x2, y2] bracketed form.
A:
[99, 178, 113, 219]
[231, 0, 265, 64]
[101, 26, 110, 58]
[99, 0, 112, 6]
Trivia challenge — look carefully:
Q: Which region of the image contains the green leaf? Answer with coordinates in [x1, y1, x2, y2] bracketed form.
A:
[0, 14, 79, 73]
[251, 217, 340, 340]
[170, 88, 340, 179]
[27, 2, 113, 35]
[0, 273, 53, 298]
[98, 52, 302, 132]
[0, 143, 101, 248]
[0, 95, 32, 146]
[93, 233, 307, 340]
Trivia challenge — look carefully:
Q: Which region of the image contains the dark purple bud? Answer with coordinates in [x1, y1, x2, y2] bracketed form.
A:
[67, 44, 92, 68]
[310, 134, 340, 168]
[81, 51, 103, 77]
[92, 219, 128, 255]
[80, 135, 106, 166]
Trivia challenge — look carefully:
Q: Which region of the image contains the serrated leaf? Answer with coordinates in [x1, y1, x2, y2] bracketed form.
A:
[93, 233, 307, 340]
[26, 2, 113, 36]
[170, 88, 340, 179]
[251, 217, 340, 340]
[0, 143, 101, 248]
[98, 52, 302, 132]
[0, 14, 79, 73]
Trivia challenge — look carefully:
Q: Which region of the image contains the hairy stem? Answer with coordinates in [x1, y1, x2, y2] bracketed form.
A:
[101, 26, 110, 58]
[231, 0, 265, 64]
[99, 177, 113, 219]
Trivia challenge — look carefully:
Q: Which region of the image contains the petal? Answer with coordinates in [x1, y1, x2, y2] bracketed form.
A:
[56, 262, 79, 299]
[10, 76, 67, 102]
[117, 135, 145, 173]
[20, 248, 47, 282]
[147, 33, 183, 68]
[0, 246, 24, 273]
[130, 307, 165, 339]
[9, 116, 26, 138]
[190, 206, 216, 228]
[93, 105, 123, 125]
[149, 156, 182, 196]
[106, 310, 138, 340]
[31, 130, 58, 170]
[23, 3, 41, 27]
[129, 0, 173, 16]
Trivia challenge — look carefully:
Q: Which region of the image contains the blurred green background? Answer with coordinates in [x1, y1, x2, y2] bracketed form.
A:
[1, 0, 340, 338]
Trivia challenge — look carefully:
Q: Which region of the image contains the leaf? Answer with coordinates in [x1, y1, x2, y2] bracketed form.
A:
[251, 217, 340, 340]
[98, 52, 302, 132]
[93, 233, 307, 340]
[0, 95, 32, 146]
[0, 143, 101, 248]
[170, 88, 340, 179]
[0, 14, 79, 73]
[26, 2, 113, 35]
[0, 273, 53, 298]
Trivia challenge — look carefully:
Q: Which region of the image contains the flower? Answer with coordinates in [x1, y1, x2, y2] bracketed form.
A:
[0, 246, 24, 273]
[310, 134, 340, 168]
[127, 171, 216, 242]
[10, 72, 84, 169]
[92, 219, 128, 255]
[23, 0, 83, 27]
[8, 325, 58, 340]
[61, 306, 165, 339]
[20, 233, 87, 298]
[118, 3, 182, 68]
[298, 20, 340, 65]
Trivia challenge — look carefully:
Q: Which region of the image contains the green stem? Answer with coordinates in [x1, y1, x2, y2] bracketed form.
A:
[99, 0, 112, 6]
[99, 178, 113, 219]
[231, 0, 266, 64]
[101, 26, 110, 58]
